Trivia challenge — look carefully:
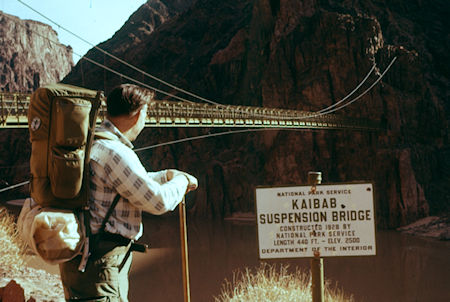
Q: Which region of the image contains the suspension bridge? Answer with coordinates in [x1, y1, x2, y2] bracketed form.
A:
[0, 91, 380, 130]
[0, 0, 396, 132]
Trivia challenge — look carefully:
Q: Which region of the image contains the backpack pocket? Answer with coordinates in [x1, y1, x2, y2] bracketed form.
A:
[18, 198, 85, 265]
[55, 98, 92, 147]
[50, 147, 85, 199]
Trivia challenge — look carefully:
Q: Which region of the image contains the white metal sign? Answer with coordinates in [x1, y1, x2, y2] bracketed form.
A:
[256, 183, 376, 258]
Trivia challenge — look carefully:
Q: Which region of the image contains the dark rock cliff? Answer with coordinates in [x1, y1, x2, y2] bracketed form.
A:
[65, 0, 194, 89]
[6, 0, 448, 228]
[0, 11, 73, 92]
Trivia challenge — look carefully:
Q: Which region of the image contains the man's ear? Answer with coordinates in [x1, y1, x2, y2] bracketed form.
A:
[131, 110, 141, 124]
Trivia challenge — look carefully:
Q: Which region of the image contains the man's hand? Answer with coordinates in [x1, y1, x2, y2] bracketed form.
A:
[166, 169, 198, 193]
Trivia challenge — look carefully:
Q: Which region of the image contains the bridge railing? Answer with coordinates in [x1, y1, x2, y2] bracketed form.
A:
[147, 100, 381, 130]
[0, 93, 30, 127]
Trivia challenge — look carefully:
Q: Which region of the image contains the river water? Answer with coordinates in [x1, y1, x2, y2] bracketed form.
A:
[129, 215, 450, 302]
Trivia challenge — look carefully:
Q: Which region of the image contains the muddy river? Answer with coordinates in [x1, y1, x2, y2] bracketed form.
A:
[127, 216, 450, 302]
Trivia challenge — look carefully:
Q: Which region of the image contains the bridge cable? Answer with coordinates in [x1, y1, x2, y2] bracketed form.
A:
[1, 60, 394, 192]
[0, 61, 393, 192]
[0, 24, 396, 133]
[79, 55, 196, 104]
[0, 63, 397, 193]
[218, 57, 395, 121]
[0, 180, 29, 193]
[134, 127, 320, 152]
[318, 64, 376, 113]
[134, 129, 273, 152]
[1, 67, 397, 196]
[133, 56, 396, 153]
[311, 57, 397, 117]
[1, 10, 395, 129]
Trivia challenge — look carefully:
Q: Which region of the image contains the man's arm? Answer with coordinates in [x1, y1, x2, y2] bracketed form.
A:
[103, 146, 191, 214]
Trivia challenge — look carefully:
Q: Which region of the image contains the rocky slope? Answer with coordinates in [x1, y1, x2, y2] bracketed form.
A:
[65, 0, 194, 89]
[0, 11, 73, 92]
[62, 0, 449, 228]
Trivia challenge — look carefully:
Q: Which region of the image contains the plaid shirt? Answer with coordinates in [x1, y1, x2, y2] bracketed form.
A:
[89, 119, 188, 240]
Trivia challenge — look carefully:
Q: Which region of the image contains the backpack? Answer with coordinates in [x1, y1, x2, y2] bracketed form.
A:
[20, 83, 117, 270]
[28, 83, 103, 209]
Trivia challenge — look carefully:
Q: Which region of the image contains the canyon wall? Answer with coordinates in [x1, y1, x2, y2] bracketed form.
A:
[0, 11, 73, 201]
[0, 11, 72, 92]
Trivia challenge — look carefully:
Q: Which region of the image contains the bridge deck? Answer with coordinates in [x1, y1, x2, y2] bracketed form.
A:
[0, 93, 380, 130]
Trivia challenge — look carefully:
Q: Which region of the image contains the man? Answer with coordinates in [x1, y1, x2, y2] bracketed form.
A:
[59, 84, 198, 301]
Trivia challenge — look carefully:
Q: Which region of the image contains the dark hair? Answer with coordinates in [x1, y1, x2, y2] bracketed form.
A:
[106, 84, 153, 117]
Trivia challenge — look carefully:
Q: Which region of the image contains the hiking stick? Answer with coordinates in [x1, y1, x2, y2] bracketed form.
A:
[179, 196, 190, 302]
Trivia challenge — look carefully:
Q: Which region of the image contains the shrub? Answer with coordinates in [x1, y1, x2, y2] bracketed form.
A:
[215, 263, 354, 302]
[0, 207, 26, 274]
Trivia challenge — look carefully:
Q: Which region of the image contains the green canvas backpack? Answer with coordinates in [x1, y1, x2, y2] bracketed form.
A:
[25, 83, 147, 269]
[25, 83, 122, 269]
[28, 83, 103, 209]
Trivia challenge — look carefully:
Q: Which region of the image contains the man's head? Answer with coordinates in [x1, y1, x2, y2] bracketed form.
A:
[106, 84, 153, 141]
[107, 84, 153, 117]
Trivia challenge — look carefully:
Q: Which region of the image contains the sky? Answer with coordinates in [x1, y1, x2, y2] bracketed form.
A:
[0, 0, 147, 63]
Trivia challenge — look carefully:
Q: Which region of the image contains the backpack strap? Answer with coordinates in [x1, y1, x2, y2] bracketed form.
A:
[78, 194, 121, 272]
[98, 193, 121, 237]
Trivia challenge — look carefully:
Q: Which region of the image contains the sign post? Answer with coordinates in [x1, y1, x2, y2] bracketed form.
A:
[311, 251, 324, 302]
[308, 172, 324, 302]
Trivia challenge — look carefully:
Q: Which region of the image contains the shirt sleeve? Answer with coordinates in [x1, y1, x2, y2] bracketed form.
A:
[102, 144, 188, 214]
[148, 170, 167, 184]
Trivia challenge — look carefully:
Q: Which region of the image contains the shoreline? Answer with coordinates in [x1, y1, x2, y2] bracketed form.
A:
[396, 215, 450, 240]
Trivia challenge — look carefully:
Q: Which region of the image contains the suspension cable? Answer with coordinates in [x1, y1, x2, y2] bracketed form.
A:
[209, 58, 395, 121]
[318, 64, 376, 113]
[0, 59, 394, 193]
[314, 57, 397, 116]
[80, 56, 195, 104]
[0, 180, 29, 193]
[134, 128, 272, 152]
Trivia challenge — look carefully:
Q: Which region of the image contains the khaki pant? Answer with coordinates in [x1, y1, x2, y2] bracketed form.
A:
[59, 244, 132, 302]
